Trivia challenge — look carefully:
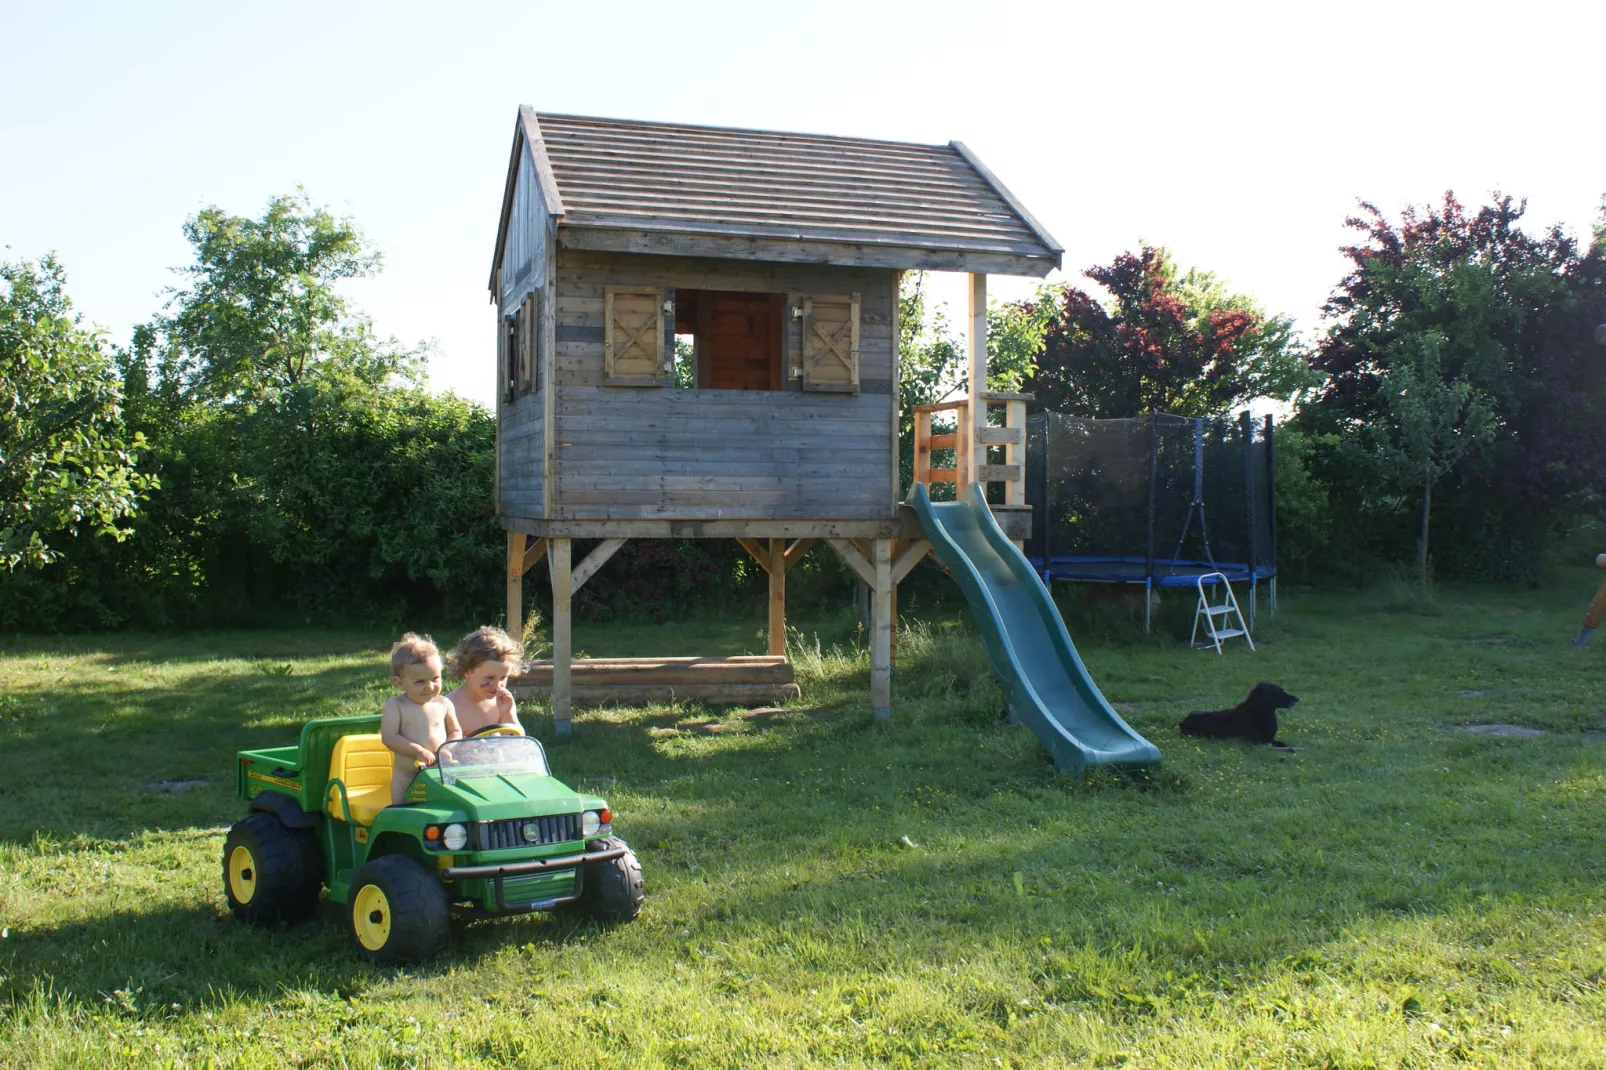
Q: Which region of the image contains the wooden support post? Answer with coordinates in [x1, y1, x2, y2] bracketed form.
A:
[549, 538, 572, 737]
[506, 532, 526, 637]
[871, 538, 893, 721]
[1004, 399, 1027, 506]
[914, 407, 932, 488]
[783, 538, 814, 571]
[768, 538, 786, 656]
[735, 537, 768, 568]
[825, 537, 876, 587]
[1007, 396, 1027, 551]
[891, 539, 931, 584]
[571, 537, 626, 593]
[522, 536, 550, 574]
[967, 273, 987, 492]
[890, 584, 899, 666]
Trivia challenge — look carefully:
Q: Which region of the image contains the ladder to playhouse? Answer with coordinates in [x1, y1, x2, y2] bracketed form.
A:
[1190, 572, 1254, 654]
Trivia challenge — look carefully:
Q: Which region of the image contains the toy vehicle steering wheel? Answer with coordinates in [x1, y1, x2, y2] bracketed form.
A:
[467, 723, 524, 739]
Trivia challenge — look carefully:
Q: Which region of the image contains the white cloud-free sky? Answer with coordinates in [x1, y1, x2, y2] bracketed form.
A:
[3, 0, 1601, 407]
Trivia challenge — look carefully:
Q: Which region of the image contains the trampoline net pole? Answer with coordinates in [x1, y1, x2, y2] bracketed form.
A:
[1242, 410, 1256, 629]
[1145, 412, 1158, 589]
[1265, 413, 1278, 615]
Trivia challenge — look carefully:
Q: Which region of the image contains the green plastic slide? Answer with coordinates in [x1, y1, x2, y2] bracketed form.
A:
[908, 482, 1161, 771]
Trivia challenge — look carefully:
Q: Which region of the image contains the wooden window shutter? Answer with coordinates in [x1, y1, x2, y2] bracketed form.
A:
[521, 290, 541, 394]
[497, 314, 507, 401]
[799, 293, 860, 394]
[604, 286, 667, 386]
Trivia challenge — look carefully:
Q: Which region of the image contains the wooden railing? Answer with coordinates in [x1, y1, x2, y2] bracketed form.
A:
[912, 392, 1030, 505]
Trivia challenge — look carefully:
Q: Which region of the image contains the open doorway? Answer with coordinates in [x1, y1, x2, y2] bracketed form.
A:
[673, 289, 785, 391]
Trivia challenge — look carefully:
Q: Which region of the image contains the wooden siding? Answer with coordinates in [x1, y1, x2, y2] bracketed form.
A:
[498, 142, 549, 315]
[535, 112, 1060, 276]
[499, 392, 543, 518]
[523, 249, 897, 522]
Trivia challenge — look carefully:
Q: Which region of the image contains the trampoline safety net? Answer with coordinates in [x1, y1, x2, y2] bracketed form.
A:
[1024, 411, 1277, 589]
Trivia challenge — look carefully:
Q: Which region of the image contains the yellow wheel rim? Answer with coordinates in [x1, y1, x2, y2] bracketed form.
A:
[227, 846, 257, 904]
[352, 884, 392, 952]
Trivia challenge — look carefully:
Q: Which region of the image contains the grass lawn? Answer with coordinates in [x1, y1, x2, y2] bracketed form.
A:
[2, 568, 1604, 1068]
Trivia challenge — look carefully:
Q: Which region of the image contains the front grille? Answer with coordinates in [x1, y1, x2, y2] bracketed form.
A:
[499, 871, 573, 906]
[473, 812, 581, 852]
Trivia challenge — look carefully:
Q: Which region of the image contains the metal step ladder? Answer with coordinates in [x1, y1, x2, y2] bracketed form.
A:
[1190, 571, 1254, 654]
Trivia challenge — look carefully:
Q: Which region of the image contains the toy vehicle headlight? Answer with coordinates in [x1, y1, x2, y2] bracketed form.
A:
[581, 810, 601, 837]
[442, 823, 468, 851]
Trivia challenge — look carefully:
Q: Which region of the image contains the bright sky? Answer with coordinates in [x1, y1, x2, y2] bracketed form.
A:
[4, 0, 1601, 408]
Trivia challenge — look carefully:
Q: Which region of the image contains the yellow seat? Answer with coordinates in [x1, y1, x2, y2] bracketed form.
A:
[326, 734, 395, 825]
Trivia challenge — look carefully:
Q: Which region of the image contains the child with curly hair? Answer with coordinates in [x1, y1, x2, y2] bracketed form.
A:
[446, 625, 525, 736]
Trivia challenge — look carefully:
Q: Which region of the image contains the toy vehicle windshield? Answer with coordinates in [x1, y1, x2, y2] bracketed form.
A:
[434, 737, 551, 784]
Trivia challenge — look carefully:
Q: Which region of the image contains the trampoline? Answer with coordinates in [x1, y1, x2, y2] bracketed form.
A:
[1025, 411, 1278, 631]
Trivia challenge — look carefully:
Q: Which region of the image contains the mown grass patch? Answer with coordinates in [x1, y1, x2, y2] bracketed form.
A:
[1, 567, 1604, 1067]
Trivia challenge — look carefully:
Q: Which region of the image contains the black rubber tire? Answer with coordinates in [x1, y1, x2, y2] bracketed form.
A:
[347, 854, 450, 965]
[574, 837, 644, 923]
[221, 812, 323, 926]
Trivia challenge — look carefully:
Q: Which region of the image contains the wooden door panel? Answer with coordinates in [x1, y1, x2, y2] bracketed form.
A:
[696, 290, 782, 391]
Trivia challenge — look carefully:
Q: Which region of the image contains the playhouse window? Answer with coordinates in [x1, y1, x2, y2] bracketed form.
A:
[674, 289, 784, 391]
[501, 288, 542, 399]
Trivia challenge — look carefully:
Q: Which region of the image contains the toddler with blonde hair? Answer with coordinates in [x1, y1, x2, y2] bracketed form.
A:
[380, 633, 462, 805]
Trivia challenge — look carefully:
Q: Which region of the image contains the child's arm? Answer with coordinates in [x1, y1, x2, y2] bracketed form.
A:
[443, 701, 464, 742]
[496, 685, 522, 729]
[380, 697, 436, 766]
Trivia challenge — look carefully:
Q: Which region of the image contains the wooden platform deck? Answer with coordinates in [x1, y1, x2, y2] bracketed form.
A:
[511, 655, 800, 708]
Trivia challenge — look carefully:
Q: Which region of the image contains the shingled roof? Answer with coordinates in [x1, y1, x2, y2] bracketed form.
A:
[495, 107, 1062, 279]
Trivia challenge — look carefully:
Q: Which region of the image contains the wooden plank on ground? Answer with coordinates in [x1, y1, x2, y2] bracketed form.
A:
[510, 681, 801, 706]
[517, 656, 797, 685]
[511, 655, 802, 706]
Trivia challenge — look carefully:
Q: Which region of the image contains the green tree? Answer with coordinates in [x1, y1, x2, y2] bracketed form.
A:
[986, 296, 1051, 393]
[0, 255, 154, 570]
[157, 189, 383, 410]
[1358, 334, 1497, 592]
[1303, 193, 1604, 579]
[896, 272, 966, 435]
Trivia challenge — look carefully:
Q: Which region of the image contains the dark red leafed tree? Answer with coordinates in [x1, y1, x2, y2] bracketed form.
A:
[1022, 245, 1300, 418]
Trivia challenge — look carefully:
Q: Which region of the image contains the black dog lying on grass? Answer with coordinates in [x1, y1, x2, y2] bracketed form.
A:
[1178, 682, 1300, 750]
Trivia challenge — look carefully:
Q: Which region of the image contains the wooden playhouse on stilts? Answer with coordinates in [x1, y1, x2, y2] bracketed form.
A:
[489, 109, 1061, 732]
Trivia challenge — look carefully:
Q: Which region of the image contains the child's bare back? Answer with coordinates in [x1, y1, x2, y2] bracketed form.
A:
[380, 634, 462, 805]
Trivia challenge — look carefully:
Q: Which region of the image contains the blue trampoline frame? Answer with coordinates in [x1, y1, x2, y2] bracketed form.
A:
[1028, 555, 1273, 588]
[1028, 554, 1278, 633]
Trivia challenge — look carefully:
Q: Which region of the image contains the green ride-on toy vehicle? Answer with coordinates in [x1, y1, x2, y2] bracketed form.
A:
[222, 716, 643, 963]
